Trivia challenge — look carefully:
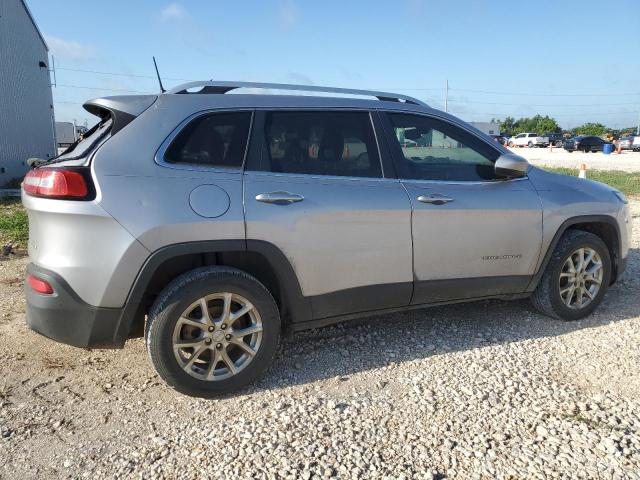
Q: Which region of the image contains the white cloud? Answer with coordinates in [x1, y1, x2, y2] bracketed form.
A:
[277, 0, 299, 30]
[160, 3, 188, 22]
[284, 72, 314, 86]
[44, 35, 96, 62]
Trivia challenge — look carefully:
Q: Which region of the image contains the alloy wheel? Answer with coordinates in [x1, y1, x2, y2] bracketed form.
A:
[172, 292, 263, 381]
[558, 247, 603, 309]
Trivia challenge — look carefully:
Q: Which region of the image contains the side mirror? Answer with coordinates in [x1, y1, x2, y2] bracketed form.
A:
[495, 153, 529, 179]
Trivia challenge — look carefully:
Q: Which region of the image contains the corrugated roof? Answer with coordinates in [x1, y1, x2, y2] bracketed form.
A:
[19, 0, 48, 51]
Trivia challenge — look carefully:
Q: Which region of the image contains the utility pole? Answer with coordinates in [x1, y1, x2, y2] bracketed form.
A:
[637, 111, 639, 135]
[444, 79, 449, 113]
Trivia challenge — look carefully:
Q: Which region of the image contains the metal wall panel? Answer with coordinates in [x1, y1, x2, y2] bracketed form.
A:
[0, 0, 55, 187]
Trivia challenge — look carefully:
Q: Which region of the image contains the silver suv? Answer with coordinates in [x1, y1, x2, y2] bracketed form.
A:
[22, 81, 631, 397]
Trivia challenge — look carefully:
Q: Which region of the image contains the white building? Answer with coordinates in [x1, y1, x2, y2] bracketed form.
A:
[469, 122, 501, 136]
[0, 0, 55, 187]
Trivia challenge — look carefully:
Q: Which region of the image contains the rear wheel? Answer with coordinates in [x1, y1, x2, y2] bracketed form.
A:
[146, 266, 280, 397]
[531, 230, 611, 321]
[528, 141, 533, 148]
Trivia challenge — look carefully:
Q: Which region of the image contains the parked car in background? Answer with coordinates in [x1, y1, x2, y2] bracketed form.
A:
[545, 133, 564, 147]
[617, 136, 636, 151]
[563, 135, 613, 153]
[633, 135, 640, 152]
[509, 133, 549, 148]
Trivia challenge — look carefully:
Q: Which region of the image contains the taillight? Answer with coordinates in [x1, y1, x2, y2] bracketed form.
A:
[27, 274, 54, 295]
[23, 168, 90, 199]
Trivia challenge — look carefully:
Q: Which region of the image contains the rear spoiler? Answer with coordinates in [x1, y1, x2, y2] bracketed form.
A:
[83, 95, 157, 135]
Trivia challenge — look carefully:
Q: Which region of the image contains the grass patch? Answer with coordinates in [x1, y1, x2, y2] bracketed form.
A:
[543, 167, 640, 196]
[0, 198, 28, 247]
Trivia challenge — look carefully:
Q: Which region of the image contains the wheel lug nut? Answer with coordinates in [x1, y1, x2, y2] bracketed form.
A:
[208, 326, 214, 332]
[216, 343, 222, 349]
[204, 338, 212, 345]
[221, 324, 227, 329]
[225, 334, 231, 340]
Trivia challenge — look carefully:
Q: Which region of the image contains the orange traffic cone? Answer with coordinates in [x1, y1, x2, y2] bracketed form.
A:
[578, 164, 587, 179]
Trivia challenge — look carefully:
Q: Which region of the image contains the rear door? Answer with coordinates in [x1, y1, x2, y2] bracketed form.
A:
[243, 110, 413, 319]
[380, 111, 542, 305]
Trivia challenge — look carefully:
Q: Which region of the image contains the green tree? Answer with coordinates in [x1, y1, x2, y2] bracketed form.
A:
[574, 123, 607, 136]
[496, 116, 516, 136]
[534, 116, 561, 135]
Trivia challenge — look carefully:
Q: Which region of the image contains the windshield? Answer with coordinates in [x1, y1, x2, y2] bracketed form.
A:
[54, 117, 113, 162]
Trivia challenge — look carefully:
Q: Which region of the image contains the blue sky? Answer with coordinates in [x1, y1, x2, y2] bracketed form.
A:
[29, 0, 640, 129]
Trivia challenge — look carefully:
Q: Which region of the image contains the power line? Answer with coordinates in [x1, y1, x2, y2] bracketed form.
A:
[449, 111, 637, 117]
[53, 64, 639, 98]
[55, 83, 152, 93]
[448, 87, 640, 97]
[448, 99, 640, 107]
[56, 66, 196, 82]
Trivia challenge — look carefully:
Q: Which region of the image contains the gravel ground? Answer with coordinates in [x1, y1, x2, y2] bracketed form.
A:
[510, 147, 640, 172]
[0, 201, 639, 479]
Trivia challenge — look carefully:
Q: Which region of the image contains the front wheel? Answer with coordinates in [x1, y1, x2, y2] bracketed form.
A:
[531, 230, 611, 321]
[146, 266, 281, 397]
[528, 141, 533, 148]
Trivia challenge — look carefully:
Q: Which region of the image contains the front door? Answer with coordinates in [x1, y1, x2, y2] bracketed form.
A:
[381, 111, 543, 305]
[244, 110, 414, 319]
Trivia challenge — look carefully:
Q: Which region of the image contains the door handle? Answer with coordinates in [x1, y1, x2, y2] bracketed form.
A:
[417, 193, 454, 205]
[255, 191, 305, 205]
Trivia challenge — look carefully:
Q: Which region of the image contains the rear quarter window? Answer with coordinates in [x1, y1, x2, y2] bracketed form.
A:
[164, 112, 252, 168]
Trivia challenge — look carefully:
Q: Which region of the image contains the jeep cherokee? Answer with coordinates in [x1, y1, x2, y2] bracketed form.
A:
[22, 81, 631, 397]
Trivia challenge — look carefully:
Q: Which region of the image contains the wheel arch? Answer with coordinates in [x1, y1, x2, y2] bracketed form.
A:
[113, 240, 311, 343]
[527, 215, 622, 292]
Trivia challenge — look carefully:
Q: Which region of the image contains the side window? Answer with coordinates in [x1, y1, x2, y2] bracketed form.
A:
[261, 111, 382, 178]
[164, 112, 252, 167]
[516, 133, 524, 139]
[387, 113, 500, 182]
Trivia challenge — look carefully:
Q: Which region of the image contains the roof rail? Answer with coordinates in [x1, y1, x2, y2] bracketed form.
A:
[165, 81, 428, 106]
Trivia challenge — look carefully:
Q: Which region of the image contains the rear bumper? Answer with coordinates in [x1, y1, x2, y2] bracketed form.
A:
[25, 263, 127, 348]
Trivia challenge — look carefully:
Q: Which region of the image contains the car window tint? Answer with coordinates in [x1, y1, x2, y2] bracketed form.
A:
[262, 111, 381, 178]
[164, 112, 252, 167]
[387, 113, 500, 182]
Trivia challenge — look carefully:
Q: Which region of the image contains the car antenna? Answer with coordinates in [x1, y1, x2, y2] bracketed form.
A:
[153, 56, 166, 93]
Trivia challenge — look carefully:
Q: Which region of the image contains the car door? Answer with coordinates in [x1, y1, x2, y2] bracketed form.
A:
[380, 111, 543, 305]
[592, 137, 604, 151]
[243, 110, 413, 319]
[514, 133, 524, 146]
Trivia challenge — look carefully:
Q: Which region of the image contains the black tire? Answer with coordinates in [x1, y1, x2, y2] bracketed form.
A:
[531, 230, 611, 321]
[145, 266, 281, 397]
[528, 141, 533, 148]
[583, 146, 590, 153]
